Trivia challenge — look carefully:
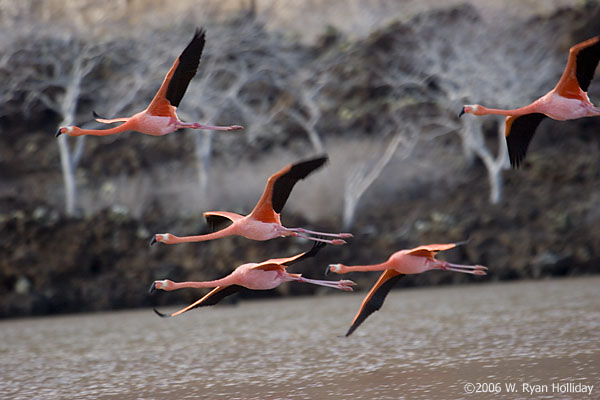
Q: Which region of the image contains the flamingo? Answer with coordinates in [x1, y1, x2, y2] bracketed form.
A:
[150, 242, 356, 318]
[56, 28, 243, 137]
[150, 155, 353, 246]
[325, 241, 487, 336]
[460, 36, 600, 167]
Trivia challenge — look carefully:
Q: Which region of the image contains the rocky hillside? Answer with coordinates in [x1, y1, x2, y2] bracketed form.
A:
[1, 2, 599, 318]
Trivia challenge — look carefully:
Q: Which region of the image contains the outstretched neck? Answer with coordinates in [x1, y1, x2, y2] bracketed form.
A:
[472, 103, 538, 117]
[337, 261, 390, 274]
[169, 223, 240, 243]
[70, 120, 133, 136]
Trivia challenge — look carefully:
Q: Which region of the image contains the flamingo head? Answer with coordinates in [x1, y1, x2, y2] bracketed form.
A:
[150, 233, 174, 245]
[149, 279, 174, 293]
[325, 263, 345, 275]
[459, 104, 483, 117]
[55, 126, 78, 137]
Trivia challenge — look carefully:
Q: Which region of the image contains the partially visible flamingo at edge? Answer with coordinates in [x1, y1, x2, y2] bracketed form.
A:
[150, 155, 353, 246]
[326, 241, 487, 336]
[150, 242, 356, 318]
[56, 28, 243, 137]
[460, 36, 600, 167]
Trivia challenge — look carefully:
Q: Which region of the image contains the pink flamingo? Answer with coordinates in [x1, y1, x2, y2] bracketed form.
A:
[460, 36, 600, 167]
[56, 28, 243, 137]
[326, 241, 487, 336]
[150, 155, 353, 246]
[150, 242, 356, 318]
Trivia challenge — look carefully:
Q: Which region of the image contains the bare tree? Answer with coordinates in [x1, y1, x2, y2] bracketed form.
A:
[405, 5, 563, 203]
[0, 29, 147, 215]
[175, 21, 320, 201]
[342, 129, 409, 230]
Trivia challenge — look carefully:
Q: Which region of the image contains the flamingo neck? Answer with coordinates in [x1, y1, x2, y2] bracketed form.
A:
[339, 261, 390, 273]
[170, 223, 240, 243]
[71, 121, 133, 136]
[475, 103, 538, 117]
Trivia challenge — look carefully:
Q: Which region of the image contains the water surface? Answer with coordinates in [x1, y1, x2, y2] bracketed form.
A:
[2, 277, 599, 399]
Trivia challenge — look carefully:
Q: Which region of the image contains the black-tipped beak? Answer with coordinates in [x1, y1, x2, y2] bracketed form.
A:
[153, 308, 170, 318]
[149, 236, 157, 246]
[149, 282, 157, 294]
[459, 107, 466, 118]
[55, 129, 62, 137]
[324, 266, 331, 276]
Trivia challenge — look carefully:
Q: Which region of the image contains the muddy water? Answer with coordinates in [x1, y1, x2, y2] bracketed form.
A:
[2, 276, 599, 399]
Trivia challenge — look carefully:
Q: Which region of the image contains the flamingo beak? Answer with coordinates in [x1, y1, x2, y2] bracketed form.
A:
[459, 107, 466, 118]
[153, 308, 169, 318]
[149, 282, 157, 294]
[324, 265, 331, 276]
[149, 236, 157, 246]
[55, 129, 62, 137]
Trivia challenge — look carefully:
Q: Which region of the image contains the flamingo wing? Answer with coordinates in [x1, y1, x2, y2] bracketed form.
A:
[204, 211, 244, 232]
[249, 262, 286, 272]
[575, 36, 600, 92]
[555, 36, 600, 96]
[147, 28, 206, 116]
[249, 155, 328, 222]
[346, 269, 404, 337]
[154, 285, 243, 318]
[505, 113, 547, 168]
[274, 242, 326, 267]
[92, 111, 129, 124]
[406, 241, 468, 258]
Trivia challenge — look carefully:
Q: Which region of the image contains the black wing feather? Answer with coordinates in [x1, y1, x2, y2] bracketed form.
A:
[205, 214, 233, 233]
[284, 242, 326, 267]
[166, 28, 206, 108]
[576, 39, 600, 92]
[186, 285, 243, 309]
[506, 113, 547, 168]
[272, 156, 327, 214]
[345, 274, 404, 337]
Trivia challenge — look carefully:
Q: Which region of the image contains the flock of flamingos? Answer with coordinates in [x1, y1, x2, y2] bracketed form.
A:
[56, 28, 600, 336]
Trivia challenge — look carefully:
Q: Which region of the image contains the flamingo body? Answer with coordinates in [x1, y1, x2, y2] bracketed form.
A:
[151, 155, 353, 246]
[151, 242, 356, 318]
[232, 216, 284, 240]
[327, 241, 487, 336]
[56, 28, 243, 138]
[532, 91, 593, 120]
[460, 36, 600, 167]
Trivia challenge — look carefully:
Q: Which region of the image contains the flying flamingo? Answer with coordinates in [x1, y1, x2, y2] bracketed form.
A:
[56, 28, 243, 137]
[460, 36, 600, 167]
[325, 241, 487, 336]
[150, 155, 353, 246]
[150, 242, 356, 318]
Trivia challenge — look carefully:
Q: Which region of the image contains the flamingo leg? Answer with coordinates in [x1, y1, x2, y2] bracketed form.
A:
[287, 227, 353, 239]
[440, 262, 488, 276]
[294, 276, 357, 291]
[177, 121, 244, 131]
[291, 232, 347, 245]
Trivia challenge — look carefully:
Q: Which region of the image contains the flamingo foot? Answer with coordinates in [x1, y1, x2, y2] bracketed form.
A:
[445, 263, 488, 275]
[338, 280, 357, 291]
